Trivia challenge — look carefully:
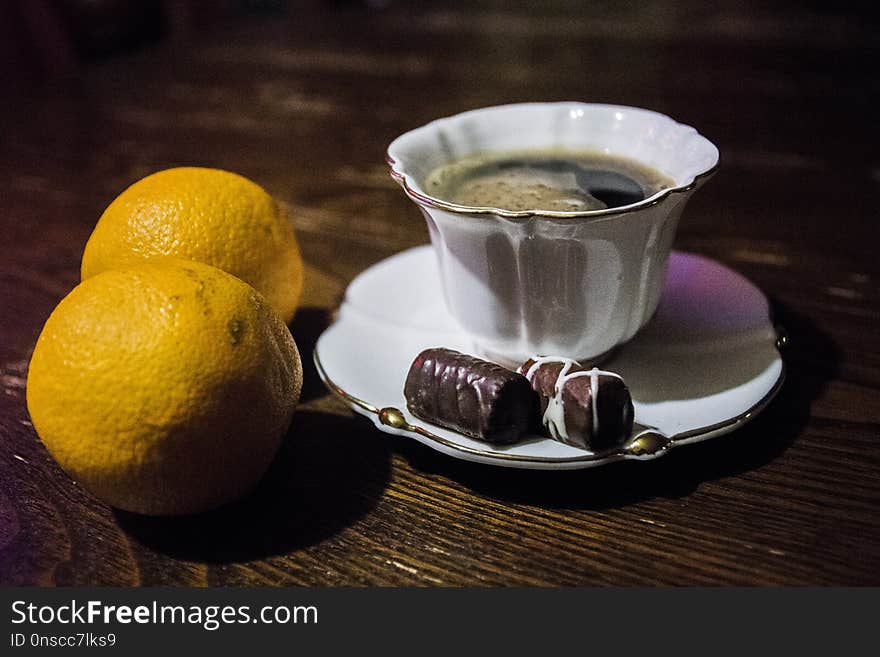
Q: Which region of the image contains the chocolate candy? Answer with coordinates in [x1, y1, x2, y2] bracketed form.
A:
[519, 357, 634, 451]
[404, 348, 539, 444]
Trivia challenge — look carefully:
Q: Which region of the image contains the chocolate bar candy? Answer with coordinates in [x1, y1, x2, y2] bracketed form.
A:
[404, 348, 538, 444]
[519, 357, 634, 451]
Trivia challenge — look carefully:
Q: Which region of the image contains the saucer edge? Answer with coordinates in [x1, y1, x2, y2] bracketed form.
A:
[313, 346, 786, 470]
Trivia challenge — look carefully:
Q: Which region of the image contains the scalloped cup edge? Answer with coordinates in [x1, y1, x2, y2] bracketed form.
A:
[386, 102, 720, 222]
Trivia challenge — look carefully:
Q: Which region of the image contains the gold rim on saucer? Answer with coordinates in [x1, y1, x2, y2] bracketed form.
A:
[313, 334, 786, 467]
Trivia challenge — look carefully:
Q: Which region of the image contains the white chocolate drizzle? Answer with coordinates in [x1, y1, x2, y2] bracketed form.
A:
[523, 356, 623, 446]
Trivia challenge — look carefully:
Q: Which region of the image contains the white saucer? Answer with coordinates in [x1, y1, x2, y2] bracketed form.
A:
[314, 246, 785, 470]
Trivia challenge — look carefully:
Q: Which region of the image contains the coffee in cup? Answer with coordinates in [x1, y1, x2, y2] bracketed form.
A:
[424, 148, 674, 213]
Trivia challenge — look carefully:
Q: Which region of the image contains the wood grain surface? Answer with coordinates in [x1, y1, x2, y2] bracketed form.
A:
[1, 0, 878, 586]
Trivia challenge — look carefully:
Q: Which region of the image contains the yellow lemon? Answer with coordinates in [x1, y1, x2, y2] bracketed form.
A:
[81, 167, 303, 324]
[26, 259, 303, 516]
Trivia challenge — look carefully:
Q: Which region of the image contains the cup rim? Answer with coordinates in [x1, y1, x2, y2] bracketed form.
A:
[386, 102, 719, 221]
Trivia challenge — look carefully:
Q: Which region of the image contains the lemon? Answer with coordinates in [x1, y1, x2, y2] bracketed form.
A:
[26, 259, 303, 516]
[81, 167, 303, 324]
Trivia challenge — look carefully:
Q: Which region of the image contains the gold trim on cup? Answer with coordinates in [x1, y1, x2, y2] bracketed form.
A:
[386, 153, 719, 224]
[385, 102, 720, 223]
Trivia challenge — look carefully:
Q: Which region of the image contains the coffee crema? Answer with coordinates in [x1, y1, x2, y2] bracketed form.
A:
[424, 148, 674, 212]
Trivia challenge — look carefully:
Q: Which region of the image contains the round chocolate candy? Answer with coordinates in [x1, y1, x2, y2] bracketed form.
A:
[519, 357, 634, 451]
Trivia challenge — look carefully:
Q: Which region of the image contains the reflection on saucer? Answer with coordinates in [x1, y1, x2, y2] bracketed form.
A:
[316, 246, 784, 471]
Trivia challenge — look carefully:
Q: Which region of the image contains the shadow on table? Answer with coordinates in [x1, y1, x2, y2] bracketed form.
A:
[289, 306, 334, 403]
[390, 300, 839, 511]
[116, 305, 392, 563]
[117, 410, 391, 563]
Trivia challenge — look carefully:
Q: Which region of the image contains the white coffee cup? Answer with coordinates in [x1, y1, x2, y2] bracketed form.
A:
[387, 103, 719, 367]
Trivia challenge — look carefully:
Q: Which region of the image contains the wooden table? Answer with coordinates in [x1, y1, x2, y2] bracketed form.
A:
[2, 1, 878, 586]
